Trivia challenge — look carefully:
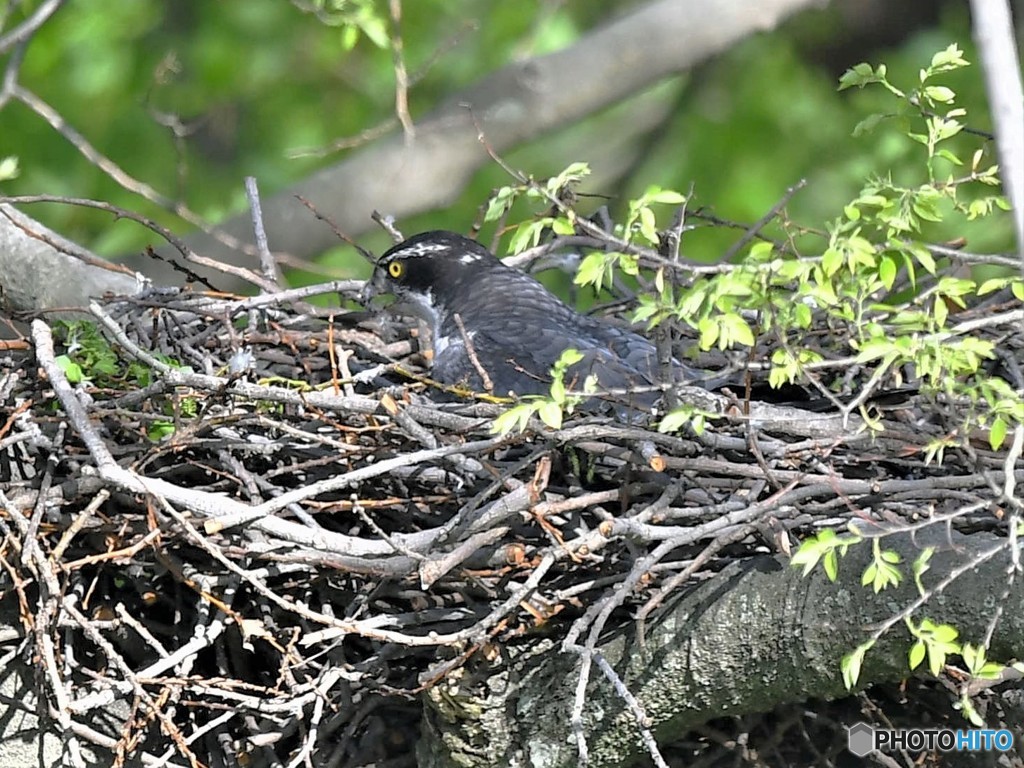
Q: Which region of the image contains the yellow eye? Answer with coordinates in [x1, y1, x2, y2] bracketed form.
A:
[387, 260, 405, 278]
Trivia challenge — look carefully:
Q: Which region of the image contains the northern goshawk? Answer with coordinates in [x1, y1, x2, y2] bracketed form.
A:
[361, 231, 727, 412]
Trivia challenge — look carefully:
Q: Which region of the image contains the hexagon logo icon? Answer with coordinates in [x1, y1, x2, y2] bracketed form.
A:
[848, 723, 874, 757]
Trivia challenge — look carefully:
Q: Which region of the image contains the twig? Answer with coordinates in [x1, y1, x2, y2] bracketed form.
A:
[1002, 422, 1024, 509]
[371, 209, 404, 242]
[721, 178, 807, 262]
[0, 0, 62, 55]
[1, 194, 276, 291]
[293, 195, 377, 262]
[1, 87, 258, 259]
[453, 311, 494, 392]
[388, 0, 415, 141]
[593, 651, 670, 768]
[244, 176, 281, 288]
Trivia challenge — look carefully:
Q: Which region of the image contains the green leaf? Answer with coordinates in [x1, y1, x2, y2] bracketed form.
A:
[794, 302, 812, 328]
[861, 562, 876, 587]
[912, 547, 934, 593]
[914, 246, 937, 274]
[638, 205, 658, 243]
[961, 643, 983, 675]
[549, 376, 565, 403]
[654, 268, 666, 294]
[537, 401, 563, 429]
[547, 162, 591, 192]
[912, 192, 944, 223]
[989, 417, 1008, 450]
[823, 550, 838, 581]
[632, 302, 658, 325]
[147, 420, 175, 441]
[932, 623, 959, 644]
[977, 277, 1008, 296]
[690, 413, 706, 435]
[854, 338, 898, 364]
[491, 403, 536, 435]
[959, 695, 986, 727]
[841, 641, 874, 689]
[0, 156, 19, 182]
[552, 217, 575, 235]
[821, 246, 843, 277]
[509, 221, 545, 254]
[485, 187, 517, 222]
[791, 533, 831, 577]
[931, 117, 963, 142]
[360, 16, 390, 49]
[55, 355, 84, 384]
[877, 256, 896, 290]
[697, 317, 719, 350]
[573, 252, 609, 289]
[554, 348, 585, 369]
[923, 85, 955, 104]
[930, 44, 969, 72]
[852, 113, 886, 136]
[838, 62, 881, 90]
[341, 25, 359, 50]
[720, 313, 755, 348]
[658, 408, 692, 433]
[909, 640, 926, 670]
[645, 188, 686, 205]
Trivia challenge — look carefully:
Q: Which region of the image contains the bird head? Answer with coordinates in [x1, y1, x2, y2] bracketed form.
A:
[360, 231, 498, 324]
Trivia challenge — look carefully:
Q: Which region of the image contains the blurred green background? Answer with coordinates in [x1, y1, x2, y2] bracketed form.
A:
[0, 0, 1013, 284]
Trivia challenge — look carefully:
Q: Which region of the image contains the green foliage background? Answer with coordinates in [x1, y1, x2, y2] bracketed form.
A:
[0, 0, 1011, 277]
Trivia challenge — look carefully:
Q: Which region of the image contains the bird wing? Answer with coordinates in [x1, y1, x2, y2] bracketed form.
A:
[433, 266, 717, 407]
[435, 310, 662, 407]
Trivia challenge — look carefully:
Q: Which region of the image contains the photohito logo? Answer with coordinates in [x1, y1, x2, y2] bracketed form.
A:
[848, 723, 1014, 757]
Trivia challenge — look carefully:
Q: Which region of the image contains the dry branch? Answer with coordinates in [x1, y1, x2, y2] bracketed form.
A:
[1, 269, 1021, 766]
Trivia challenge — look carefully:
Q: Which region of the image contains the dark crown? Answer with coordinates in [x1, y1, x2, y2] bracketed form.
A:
[379, 231, 493, 264]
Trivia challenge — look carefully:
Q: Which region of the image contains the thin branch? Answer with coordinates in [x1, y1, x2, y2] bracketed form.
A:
[388, 0, 415, 141]
[453, 311, 494, 392]
[0, 0, 63, 55]
[244, 176, 281, 288]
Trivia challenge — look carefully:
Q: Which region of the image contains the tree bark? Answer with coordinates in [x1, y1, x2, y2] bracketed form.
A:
[0, 204, 145, 315]
[418, 528, 1021, 767]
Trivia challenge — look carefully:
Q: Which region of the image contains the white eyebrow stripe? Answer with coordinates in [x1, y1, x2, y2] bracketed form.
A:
[392, 242, 449, 258]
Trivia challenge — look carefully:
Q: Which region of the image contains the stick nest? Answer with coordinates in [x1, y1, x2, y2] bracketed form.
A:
[1, 284, 1019, 767]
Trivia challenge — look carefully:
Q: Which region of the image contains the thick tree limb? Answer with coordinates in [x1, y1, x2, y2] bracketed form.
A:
[419, 528, 1022, 767]
[969, 0, 1024, 259]
[0, 204, 145, 314]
